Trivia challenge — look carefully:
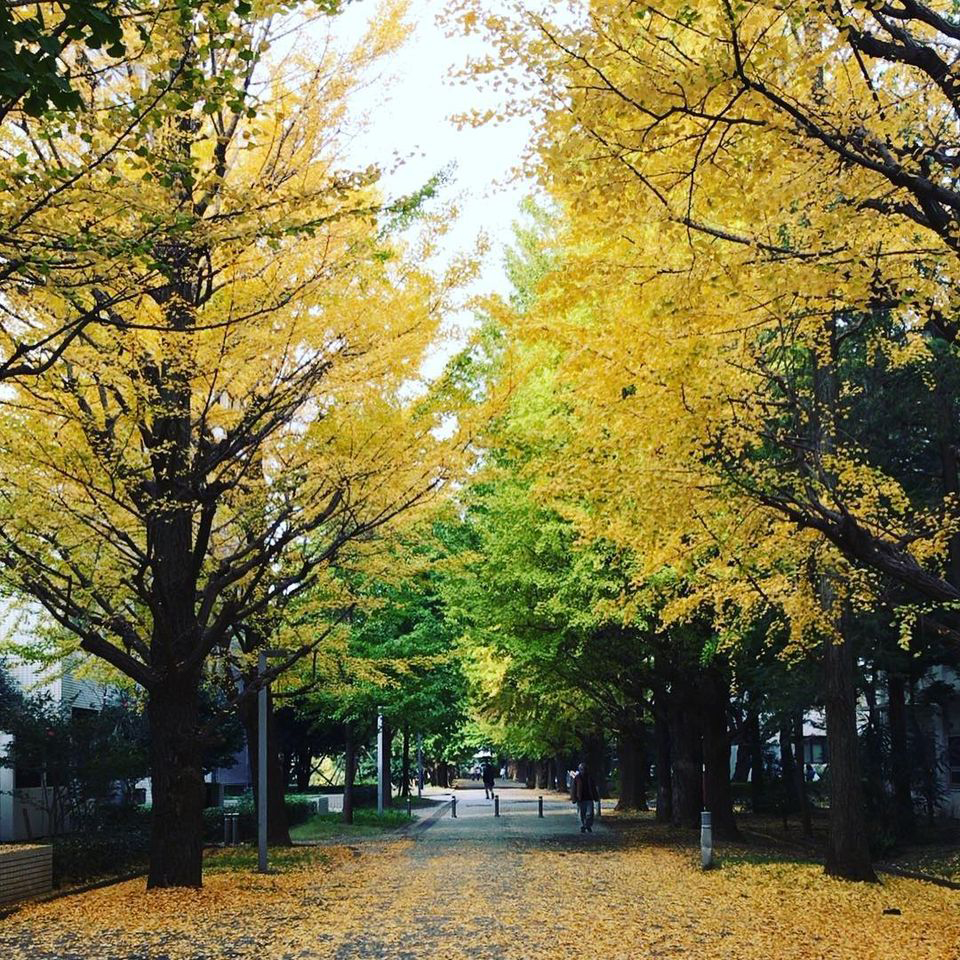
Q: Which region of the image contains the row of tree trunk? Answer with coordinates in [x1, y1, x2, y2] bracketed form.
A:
[508, 635, 877, 881]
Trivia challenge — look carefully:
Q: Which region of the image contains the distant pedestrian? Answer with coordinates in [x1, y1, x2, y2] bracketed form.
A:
[571, 762, 600, 833]
[482, 762, 496, 799]
[805, 762, 817, 782]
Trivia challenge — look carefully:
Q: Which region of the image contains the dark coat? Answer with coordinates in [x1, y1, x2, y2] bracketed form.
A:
[481, 763, 496, 786]
[572, 771, 600, 803]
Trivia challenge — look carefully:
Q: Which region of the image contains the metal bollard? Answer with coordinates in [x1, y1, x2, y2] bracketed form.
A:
[538, 795, 543, 818]
[701, 810, 714, 869]
[406, 796, 412, 817]
[231, 812, 239, 845]
[223, 810, 232, 846]
[494, 795, 500, 817]
[451, 795, 457, 818]
[597, 798, 602, 817]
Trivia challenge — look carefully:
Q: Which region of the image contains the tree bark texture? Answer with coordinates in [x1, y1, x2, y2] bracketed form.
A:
[535, 759, 548, 790]
[747, 709, 764, 813]
[702, 667, 738, 839]
[147, 675, 205, 888]
[654, 685, 673, 823]
[779, 724, 798, 815]
[887, 673, 915, 841]
[669, 680, 702, 828]
[823, 627, 876, 881]
[617, 732, 649, 810]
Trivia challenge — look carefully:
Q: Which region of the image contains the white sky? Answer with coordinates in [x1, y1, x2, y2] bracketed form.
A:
[324, 0, 538, 298]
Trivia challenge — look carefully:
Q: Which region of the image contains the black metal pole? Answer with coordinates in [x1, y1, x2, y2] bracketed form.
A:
[451, 795, 457, 818]
[494, 795, 500, 817]
[538, 795, 543, 818]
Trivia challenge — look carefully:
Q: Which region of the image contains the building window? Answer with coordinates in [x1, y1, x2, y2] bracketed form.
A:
[948, 735, 960, 788]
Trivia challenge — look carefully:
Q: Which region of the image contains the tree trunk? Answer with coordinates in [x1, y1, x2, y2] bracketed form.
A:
[669, 684, 702, 828]
[887, 673, 915, 841]
[702, 667, 738, 839]
[147, 676, 205, 888]
[535, 759, 548, 789]
[343, 720, 355, 825]
[584, 733, 607, 797]
[295, 749, 312, 792]
[654, 685, 673, 823]
[554, 753, 566, 791]
[747, 709, 764, 813]
[823, 627, 876, 881]
[617, 733, 649, 810]
[732, 712, 752, 784]
[525, 760, 536, 788]
[239, 685, 290, 846]
[779, 723, 798, 816]
[811, 322, 875, 880]
[793, 713, 812, 839]
[401, 723, 410, 798]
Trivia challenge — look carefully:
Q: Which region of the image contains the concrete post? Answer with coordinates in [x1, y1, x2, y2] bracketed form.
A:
[701, 810, 714, 869]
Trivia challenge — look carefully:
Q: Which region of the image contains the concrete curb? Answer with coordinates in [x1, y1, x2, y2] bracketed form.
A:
[875, 864, 960, 890]
[406, 798, 453, 834]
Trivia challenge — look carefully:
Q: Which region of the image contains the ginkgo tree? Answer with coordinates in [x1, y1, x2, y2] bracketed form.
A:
[451, 0, 960, 880]
[0, 0, 286, 382]
[0, 0, 464, 888]
[457, 0, 960, 612]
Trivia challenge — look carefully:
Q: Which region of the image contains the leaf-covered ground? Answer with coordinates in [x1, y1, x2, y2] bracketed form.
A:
[1, 806, 957, 959]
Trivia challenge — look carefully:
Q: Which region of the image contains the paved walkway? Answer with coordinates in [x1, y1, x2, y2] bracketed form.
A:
[415, 780, 602, 840]
[331, 781, 614, 959]
[3, 782, 958, 959]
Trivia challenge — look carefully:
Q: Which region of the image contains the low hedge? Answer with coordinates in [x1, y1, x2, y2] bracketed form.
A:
[54, 798, 318, 884]
[203, 796, 314, 842]
[52, 828, 150, 886]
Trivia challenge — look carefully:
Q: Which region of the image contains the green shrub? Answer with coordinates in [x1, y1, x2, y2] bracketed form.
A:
[52, 828, 150, 886]
[204, 796, 315, 842]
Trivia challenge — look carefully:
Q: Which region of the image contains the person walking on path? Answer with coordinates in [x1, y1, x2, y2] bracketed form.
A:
[571, 762, 600, 833]
[482, 761, 496, 799]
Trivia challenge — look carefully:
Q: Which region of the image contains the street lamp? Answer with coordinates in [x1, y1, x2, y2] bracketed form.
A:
[376, 706, 385, 815]
[258, 648, 289, 874]
[417, 732, 423, 799]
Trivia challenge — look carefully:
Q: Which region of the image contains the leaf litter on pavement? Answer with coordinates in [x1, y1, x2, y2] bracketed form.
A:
[0, 834, 957, 959]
